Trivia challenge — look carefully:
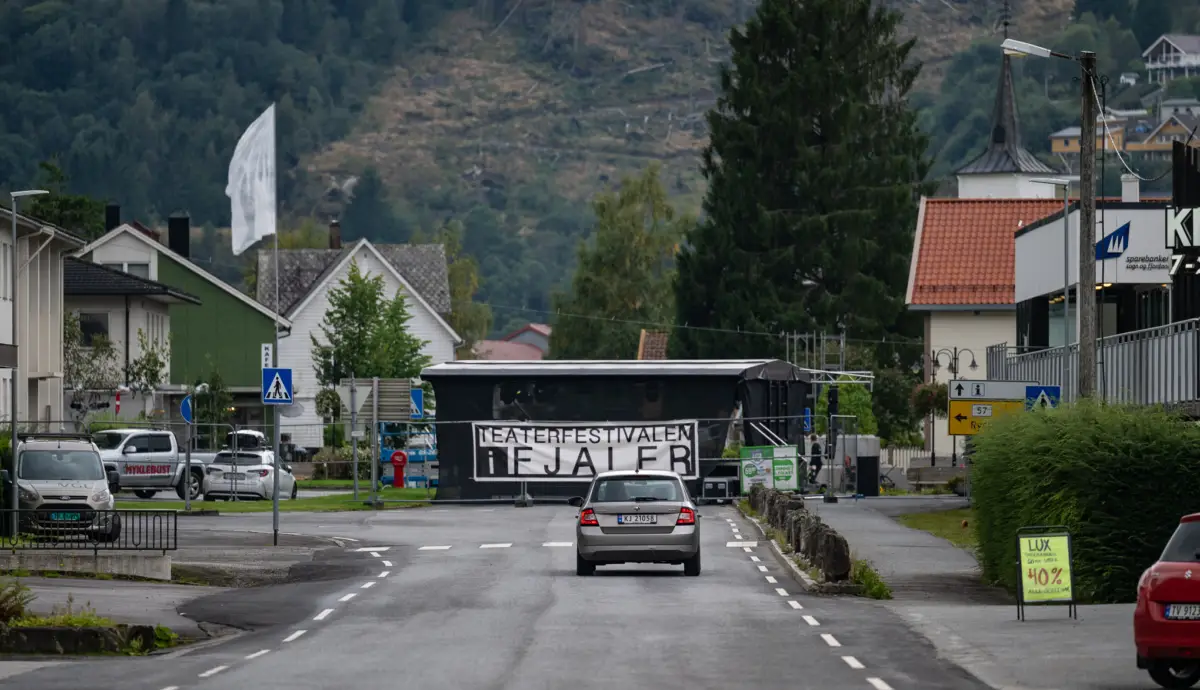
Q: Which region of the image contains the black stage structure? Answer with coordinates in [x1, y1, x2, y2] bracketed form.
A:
[421, 359, 818, 500]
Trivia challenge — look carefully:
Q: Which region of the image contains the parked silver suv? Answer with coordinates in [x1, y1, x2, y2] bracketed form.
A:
[1, 433, 121, 541]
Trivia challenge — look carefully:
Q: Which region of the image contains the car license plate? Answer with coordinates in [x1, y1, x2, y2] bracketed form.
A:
[226, 473, 246, 480]
[1167, 604, 1200, 620]
[49, 512, 81, 521]
[617, 514, 657, 525]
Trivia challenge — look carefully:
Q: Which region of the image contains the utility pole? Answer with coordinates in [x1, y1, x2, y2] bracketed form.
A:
[1077, 50, 1098, 399]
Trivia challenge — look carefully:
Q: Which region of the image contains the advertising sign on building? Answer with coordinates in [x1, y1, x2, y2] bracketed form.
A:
[471, 420, 698, 482]
[738, 445, 799, 495]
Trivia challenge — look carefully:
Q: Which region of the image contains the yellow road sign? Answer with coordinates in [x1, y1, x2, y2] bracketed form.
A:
[948, 399, 1025, 436]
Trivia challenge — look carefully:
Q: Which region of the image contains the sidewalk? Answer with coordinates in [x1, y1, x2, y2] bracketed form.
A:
[810, 497, 1154, 690]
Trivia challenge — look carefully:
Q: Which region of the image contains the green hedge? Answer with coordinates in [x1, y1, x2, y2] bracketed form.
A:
[971, 401, 1200, 603]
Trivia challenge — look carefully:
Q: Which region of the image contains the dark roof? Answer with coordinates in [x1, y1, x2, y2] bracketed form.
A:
[64, 258, 201, 304]
[255, 241, 452, 316]
[957, 55, 1056, 176]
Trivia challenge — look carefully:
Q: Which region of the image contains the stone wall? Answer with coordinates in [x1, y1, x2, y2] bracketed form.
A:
[747, 486, 852, 582]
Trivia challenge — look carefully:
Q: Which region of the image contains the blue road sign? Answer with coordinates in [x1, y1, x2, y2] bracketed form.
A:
[1025, 385, 1061, 411]
[181, 395, 194, 424]
[262, 367, 294, 405]
[411, 388, 424, 419]
[802, 407, 813, 433]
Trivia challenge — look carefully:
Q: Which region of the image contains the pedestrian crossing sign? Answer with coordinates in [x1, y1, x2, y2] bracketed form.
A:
[262, 367, 293, 405]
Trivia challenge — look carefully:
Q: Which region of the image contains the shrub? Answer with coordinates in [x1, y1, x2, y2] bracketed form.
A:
[0, 580, 34, 622]
[971, 401, 1200, 603]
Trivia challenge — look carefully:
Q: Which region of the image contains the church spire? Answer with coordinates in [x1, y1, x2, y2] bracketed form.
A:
[955, 2, 1054, 177]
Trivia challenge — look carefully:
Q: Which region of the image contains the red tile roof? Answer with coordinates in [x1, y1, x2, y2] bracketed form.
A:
[502, 323, 552, 341]
[637, 330, 669, 360]
[907, 198, 1061, 307]
[473, 340, 545, 360]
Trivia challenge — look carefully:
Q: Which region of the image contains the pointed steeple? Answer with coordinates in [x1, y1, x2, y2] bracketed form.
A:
[956, 1, 1054, 176]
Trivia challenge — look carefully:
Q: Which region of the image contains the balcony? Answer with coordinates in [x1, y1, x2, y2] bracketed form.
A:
[1146, 55, 1200, 70]
[986, 318, 1200, 409]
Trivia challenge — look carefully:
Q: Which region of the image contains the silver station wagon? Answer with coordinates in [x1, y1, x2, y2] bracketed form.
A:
[569, 469, 702, 576]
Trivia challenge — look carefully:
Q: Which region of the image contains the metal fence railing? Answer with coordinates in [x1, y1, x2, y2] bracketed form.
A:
[987, 317, 1200, 406]
[0, 509, 177, 553]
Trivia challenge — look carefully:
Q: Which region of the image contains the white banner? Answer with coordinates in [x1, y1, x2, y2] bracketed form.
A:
[472, 420, 699, 482]
[226, 103, 277, 256]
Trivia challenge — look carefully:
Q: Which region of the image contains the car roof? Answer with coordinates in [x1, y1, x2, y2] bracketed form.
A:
[593, 469, 681, 480]
[18, 438, 97, 450]
[98, 428, 171, 435]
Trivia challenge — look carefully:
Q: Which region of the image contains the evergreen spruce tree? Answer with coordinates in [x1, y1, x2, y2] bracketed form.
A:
[671, 0, 931, 359]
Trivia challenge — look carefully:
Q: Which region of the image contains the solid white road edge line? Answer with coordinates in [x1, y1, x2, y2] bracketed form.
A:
[198, 666, 228, 678]
[382, 560, 393, 567]
[774, 587, 788, 596]
[314, 608, 335, 621]
[283, 630, 306, 642]
[339, 593, 358, 602]
[803, 615, 820, 626]
[866, 679, 893, 690]
[765, 576, 777, 583]
[843, 656, 865, 670]
[245, 649, 270, 660]
[361, 581, 376, 589]
[379, 571, 391, 578]
[821, 634, 841, 647]
[787, 600, 803, 609]
[480, 543, 513, 549]
[419, 546, 452, 550]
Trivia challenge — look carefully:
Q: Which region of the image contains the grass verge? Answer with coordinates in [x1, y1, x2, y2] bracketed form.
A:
[896, 508, 976, 550]
[117, 489, 432, 513]
[850, 558, 892, 599]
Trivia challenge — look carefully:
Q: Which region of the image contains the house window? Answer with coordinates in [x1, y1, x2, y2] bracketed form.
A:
[127, 263, 149, 279]
[0, 243, 8, 300]
[78, 313, 110, 346]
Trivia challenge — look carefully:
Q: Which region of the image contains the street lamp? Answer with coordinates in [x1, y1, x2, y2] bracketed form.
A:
[917, 348, 978, 468]
[1002, 37, 1099, 399]
[8, 189, 47, 529]
[1031, 177, 1073, 392]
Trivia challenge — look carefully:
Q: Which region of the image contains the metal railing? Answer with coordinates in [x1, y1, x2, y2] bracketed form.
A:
[986, 318, 1200, 406]
[1146, 55, 1200, 69]
[0, 509, 177, 553]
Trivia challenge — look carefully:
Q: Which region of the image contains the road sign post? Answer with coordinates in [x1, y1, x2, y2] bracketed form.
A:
[181, 394, 194, 512]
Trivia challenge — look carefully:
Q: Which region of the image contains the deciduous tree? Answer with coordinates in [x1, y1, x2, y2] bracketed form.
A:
[63, 312, 123, 422]
[549, 163, 689, 360]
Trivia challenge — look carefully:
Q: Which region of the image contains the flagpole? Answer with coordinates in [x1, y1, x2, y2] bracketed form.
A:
[271, 110, 281, 548]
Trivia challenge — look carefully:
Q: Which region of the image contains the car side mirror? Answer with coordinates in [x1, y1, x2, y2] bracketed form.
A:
[567, 496, 583, 507]
[123, 445, 137, 454]
[106, 470, 120, 492]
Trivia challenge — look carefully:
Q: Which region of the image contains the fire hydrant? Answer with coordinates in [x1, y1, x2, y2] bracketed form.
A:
[389, 450, 408, 488]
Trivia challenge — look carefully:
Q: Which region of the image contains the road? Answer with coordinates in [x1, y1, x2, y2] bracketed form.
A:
[2, 505, 987, 690]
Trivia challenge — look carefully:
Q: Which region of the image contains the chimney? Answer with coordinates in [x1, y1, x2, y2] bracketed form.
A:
[1121, 173, 1140, 203]
[104, 204, 121, 232]
[329, 219, 342, 249]
[167, 214, 190, 258]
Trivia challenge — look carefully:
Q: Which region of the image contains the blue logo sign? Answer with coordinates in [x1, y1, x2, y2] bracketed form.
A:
[802, 407, 812, 433]
[1025, 385, 1061, 411]
[1095, 221, 1130, 260]
[261, 368, 293, 405]
[411, 388, 424, 419]
[180, 395, 194, 424]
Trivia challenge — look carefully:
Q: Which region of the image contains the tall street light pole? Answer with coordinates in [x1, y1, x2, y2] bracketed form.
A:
[1031, 177, 1073, 395]
[1002, 38, 1098, 399]
[8, 189, 48, 532]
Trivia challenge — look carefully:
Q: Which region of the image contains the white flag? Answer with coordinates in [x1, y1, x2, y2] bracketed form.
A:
[226, 103, 276, 256]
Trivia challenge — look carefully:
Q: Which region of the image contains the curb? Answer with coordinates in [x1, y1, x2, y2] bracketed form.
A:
[734, 503, 820, 592]
[177, 510, 220, 517]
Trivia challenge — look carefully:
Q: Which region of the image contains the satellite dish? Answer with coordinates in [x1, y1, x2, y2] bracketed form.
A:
[279, 402, 306, 418]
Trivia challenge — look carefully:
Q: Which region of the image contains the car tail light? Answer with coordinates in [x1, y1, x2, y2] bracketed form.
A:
[677, 507, 696, 525]
[254, 469, 270, 477]
[579, 508, 598, 526]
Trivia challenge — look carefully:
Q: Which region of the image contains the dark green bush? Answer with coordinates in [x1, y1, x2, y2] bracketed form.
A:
[971, 401, 1200, 603]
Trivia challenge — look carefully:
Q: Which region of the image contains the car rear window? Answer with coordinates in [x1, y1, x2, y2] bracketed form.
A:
[591, 477, 683, 503]
[1162, 522, 1200, 563]
[215, 452, 270, 467]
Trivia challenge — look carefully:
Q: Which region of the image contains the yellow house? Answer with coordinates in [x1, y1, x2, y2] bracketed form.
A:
[1049, 126, 1115, 154]
[1125, 115, 1200, 157]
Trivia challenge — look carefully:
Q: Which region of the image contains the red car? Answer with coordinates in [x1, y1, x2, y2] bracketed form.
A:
[1136, 513, 1200, 688]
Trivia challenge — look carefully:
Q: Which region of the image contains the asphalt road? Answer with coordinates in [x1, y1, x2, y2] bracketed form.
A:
[2, 505, 988, 690]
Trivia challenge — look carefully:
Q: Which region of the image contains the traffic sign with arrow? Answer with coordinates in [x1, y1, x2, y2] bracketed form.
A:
[948, 399, 1025, 435]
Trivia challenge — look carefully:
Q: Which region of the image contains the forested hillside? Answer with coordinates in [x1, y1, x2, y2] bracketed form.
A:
[4, 0, 1195, 335]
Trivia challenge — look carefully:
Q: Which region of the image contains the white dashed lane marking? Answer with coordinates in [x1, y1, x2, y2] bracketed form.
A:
[313, 608, 334, 621]
[382, 560, 393, 567]
[757, 565, 768, 572]
[480, 543, 512, 549]
[543, 541, 573, 547]
[361, 581, 376, 589]
[787, 600, 803, 609]
[867, 679, 894, 690]
[843, 656, 865, 670]
[802, 615, 820, 626]
[283, 630, 306, 642]
[379, 571, 391, 578]
[369, 552, 381, 558]
[743, 546, 753, 553]
[338, 593, 358, 602]
[750, 555, 761, 562]
[774, 588, 789, 596]
[821, 634, 841, 647]
[198, 666, 228, 678]
[419, 545, 452, 551]
[765, 576, 777, 584]
[726, 541, 757, 548]
[354, 547, 389, 552]
[245, 649, 270, 660]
